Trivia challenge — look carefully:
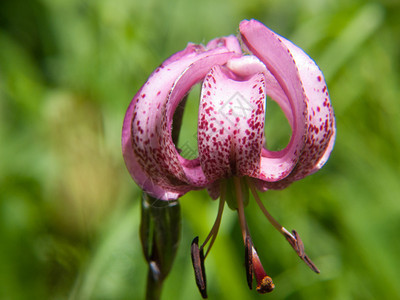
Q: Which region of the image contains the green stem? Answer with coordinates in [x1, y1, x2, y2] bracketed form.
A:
[140, 193, 181, 300]
[146, 267, 163, 300]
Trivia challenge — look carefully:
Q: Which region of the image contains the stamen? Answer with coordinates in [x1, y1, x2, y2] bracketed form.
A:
[191, 182, 227, 298]
[191, 237, 208, 298]
[200, 182, 226, 257]
[244, 235, 253, 289]
[247, 178, 320, 274]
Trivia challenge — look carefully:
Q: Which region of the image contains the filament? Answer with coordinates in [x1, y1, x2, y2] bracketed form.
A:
[200, 182, 226, 258]
[246, 178, 295, 240]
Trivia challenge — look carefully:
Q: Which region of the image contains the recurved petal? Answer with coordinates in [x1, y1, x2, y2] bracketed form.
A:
[240, 19, 335, 190]
[122, 40, 239, 200]
[161, 51, 240, 187]
[239, 19, 308, 182]
[122, 92, 183, 200]
[271, 37, 336, 184]
[198, 65, 266, 182]
[227, 55, 293, 127]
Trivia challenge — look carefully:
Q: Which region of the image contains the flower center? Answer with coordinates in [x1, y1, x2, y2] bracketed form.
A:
[191, 177, 320, 298]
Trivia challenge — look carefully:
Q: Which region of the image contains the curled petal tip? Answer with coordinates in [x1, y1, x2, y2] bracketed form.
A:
[239, 19, 259, 30]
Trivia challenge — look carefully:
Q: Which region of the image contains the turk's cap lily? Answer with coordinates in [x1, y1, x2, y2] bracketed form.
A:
[122, 19, 335, 201]
[122, 19, 336, 297]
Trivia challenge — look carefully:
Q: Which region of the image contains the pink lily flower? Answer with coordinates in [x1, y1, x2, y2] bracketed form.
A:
[122, 19, 335, 296]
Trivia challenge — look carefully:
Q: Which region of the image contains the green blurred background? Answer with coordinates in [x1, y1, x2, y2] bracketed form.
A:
[1, 0, 399, 299]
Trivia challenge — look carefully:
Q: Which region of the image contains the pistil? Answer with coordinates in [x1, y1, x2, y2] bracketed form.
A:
[191, 181, 227, 299]
[251, 246, 275, 293]
[235, 177, 275, 293]
[233, 176, 248, 242]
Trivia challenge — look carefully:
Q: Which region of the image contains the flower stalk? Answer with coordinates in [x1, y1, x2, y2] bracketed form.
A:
[140, 193, 181, 300]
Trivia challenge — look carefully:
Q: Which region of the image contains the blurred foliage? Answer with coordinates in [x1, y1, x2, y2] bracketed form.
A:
[1, 0, 400, 299]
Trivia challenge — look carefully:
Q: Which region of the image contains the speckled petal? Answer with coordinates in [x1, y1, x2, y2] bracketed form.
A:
[261, 37, 336, 189]
[239, 19, 308, 182]
[239, 19, 335, 190]
[122, 40, 240, 200]
[160, 52, 240, 187]
[227, 55, 293, 127]
[284, 38, 335, 174]
[198, 65, 266, 182]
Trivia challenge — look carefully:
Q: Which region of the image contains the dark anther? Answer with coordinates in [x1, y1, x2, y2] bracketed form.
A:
[245, 235, 253, 290]
[191, 237, 208, 298]
[283, 229, 320, 274]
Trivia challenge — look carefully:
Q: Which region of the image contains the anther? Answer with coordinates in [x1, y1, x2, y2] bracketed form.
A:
[282, 229, 320, 274]
[245, 235, 254, 290]
[191, 237, 208, 298]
